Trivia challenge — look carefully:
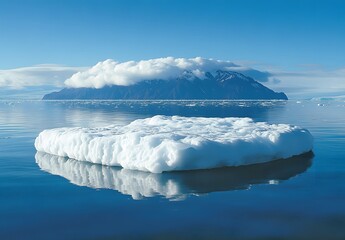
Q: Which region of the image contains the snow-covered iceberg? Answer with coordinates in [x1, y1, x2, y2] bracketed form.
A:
[35, 152, 313, 200]
[35, 116, 313, 173]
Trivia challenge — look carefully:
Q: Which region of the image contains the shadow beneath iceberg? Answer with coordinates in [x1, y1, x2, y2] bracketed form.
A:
[35, 151, 313, 200]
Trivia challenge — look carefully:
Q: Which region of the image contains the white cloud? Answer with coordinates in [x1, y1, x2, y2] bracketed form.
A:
[62, 57, 345, 98]
[1, 58, 344, 99]
[64, 57, 254, 88]
[0, 64, 86, 89]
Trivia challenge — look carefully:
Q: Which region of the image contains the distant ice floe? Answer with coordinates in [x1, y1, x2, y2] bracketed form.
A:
[35, 116, 313, 173]
[311, 95, 345, 101]
[35, 152, 313, 200]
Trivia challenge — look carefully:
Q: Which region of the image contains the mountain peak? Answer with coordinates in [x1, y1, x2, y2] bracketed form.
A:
[43, 70, 288, 100]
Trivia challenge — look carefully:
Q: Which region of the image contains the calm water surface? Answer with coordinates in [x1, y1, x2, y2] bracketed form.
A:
[0, 100, 344, 239]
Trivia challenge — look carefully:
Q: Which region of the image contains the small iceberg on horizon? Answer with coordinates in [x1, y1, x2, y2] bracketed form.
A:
[35, 115, 313, 173]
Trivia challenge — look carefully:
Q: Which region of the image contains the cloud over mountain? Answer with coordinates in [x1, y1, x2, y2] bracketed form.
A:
[64, 57, 271, 89]
[1, 58, 344, 99]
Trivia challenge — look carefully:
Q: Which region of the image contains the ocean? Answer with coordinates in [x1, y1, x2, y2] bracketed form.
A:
[0, 100, 344, 239]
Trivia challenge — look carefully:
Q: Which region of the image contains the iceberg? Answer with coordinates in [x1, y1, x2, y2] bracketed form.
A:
[35, 116, 313, 173]
[35, 152, 313, 200]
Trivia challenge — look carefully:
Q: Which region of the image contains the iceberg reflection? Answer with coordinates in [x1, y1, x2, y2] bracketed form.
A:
[35, 152, 313, 200]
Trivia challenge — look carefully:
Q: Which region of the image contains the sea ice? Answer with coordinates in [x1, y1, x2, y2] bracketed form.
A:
[35, 115, 313, 173]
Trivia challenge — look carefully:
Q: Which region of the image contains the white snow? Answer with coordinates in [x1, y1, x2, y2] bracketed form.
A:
[35, 115, 313, 173]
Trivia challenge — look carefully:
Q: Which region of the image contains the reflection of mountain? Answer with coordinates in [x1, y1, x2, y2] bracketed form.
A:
[35, 152, 313, 200]
[46, 100, 287, 119]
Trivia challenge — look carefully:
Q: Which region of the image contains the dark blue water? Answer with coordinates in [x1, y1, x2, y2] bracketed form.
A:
[0, 100, 344, 239]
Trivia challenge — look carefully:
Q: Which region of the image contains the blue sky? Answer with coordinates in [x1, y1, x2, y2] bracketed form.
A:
[0, 0, 344, 98]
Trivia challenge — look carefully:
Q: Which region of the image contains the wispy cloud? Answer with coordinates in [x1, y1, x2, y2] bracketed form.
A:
[0, 64, 86, 89]
[263, 67, 345, 99]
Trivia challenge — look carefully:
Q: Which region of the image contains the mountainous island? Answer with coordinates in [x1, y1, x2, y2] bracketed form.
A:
[43, 70, 287, 100]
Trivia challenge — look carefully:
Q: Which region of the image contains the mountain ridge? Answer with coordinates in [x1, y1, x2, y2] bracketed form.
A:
[43, 70, 288, 100]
